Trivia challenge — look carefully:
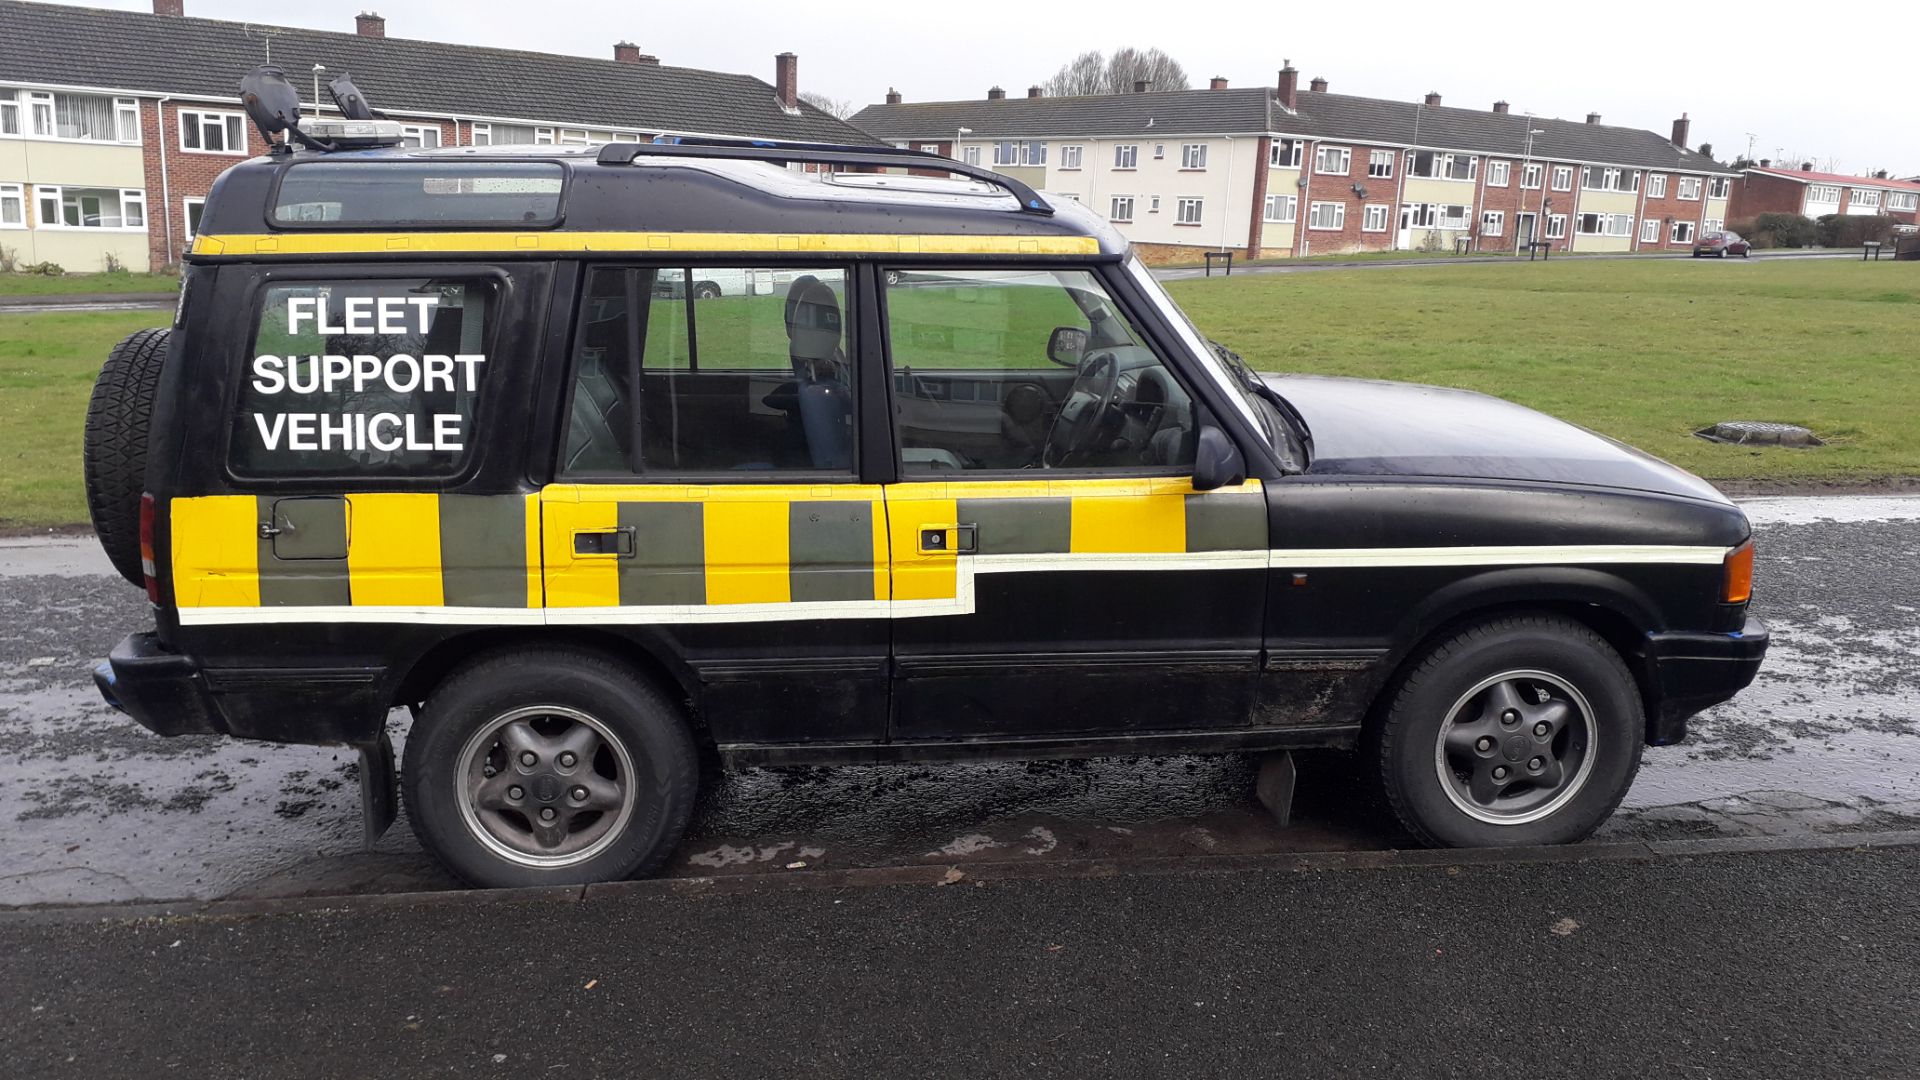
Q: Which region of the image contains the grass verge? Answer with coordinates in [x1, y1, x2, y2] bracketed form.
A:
[0, 271, 179, 298]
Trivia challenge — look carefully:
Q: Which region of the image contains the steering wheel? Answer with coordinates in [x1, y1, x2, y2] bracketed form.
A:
[1042, 352, 1121, 467]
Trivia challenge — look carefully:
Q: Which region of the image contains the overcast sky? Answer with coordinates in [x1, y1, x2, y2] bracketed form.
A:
[64, 0, 1918, 175]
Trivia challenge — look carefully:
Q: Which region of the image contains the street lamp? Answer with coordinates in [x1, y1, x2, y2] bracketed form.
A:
[310, 64, 326, 120]
[1519, 120, 1545, 252]
[955, 126, 972, 163]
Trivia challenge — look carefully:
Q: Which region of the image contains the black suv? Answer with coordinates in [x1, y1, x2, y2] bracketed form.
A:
[83, 73, 1766, 887]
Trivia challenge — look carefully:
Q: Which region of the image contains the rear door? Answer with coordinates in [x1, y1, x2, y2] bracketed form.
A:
[538, 264, 890, 748]
[877, 266, 1269, 741]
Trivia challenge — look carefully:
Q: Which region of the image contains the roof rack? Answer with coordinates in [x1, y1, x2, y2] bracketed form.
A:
[595, 136, 1055, 215]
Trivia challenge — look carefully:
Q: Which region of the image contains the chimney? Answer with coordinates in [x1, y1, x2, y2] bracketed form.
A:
[1493, 100, 1509, 114]
[774, 52, 798, 109]
[1210, 76, 1229, 91]
[1759, 158, 1771, 168]
[1276, 62, 1297, 108]
[1028, 85, 1043, 98]
[152, 0, 183, 14]
[1670, 113, 1690, 148]
[1801, 161, 1813, 172]
[1309, 76, 1328, 93]
[1134, 79, 1152, 93]
[1423, 91, 1442, 107]
[1586, 112, 1602, 125]
[613, 41, 640, 64]
[987, 85, 1006, 101]
[885, 88, 902, 105]
[355, 11, 385, 37]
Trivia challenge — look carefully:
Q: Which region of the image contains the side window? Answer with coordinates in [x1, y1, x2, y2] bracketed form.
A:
[231, 278, 494, 477]
[883, 268, 1198, 474]
[561, 266, 855, 476]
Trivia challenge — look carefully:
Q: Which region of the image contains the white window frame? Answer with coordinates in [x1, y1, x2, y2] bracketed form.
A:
[1709, 177, 1732, 199]
[1362, 203, 1390, 232]
[1180, 143, 1208, 170]
[1671, 221, 1696, 242]
[401, 124, 444, 149]
[1705, 218, 1724, 232]
[33, 184, 146, 230]
[1263, 193, 1297, 223]
[0, 89, 18, 137]
[1551, 166, 1573, 191]
[1110, 195, 1135, 223]
[1805, 184, 1840, 205]
[1269, 139, 1303, 168]
[182, 195, 205, 241]
[1647, 174, 1668, 199]
[179, 109, 246, 155]
[1436, 204, 1471, 230]
[1367, 149, 1394, 179]
[1149, 195, 1161, 213]
[1545, 214, 1567, 239]
[1061, 144, 1083, 170]
[1480, 210, 1504, 237]
[1888, 192, 1918, 212]
[1153, 143, 1165, 160]
[116, 98, 140, 143]
[1114, 144, 1138, 169]
[1315, 145, 1352, 175]
[961, 145, 981, 166]
[468, 122, 492, 146]
[1175, 197, 1204, 225]
[1640, 218, 1661, 243]
[1487, 160, 1510, 187]
[534, 128, 556, 145]
[1851, 188, 1881, 208]
[1307, 200, 1346, 230]
[1677, 176, 1702, 201]
[5, 89, 140, 144]
[1521, 163, 1543, 189]
[0, 181, 23, 228]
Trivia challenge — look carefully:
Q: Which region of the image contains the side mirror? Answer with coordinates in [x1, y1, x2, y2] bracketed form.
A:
[1046, 325, 1088, 367]
[1192, 426, 1246, 491]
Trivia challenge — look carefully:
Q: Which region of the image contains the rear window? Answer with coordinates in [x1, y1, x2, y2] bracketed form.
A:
[272, 162, 564, 227]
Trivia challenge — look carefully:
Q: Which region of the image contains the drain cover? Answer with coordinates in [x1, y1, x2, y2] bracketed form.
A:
[1694, 421, 1823, 447]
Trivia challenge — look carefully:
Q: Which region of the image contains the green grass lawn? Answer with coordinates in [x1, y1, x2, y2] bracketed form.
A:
[1, 259, 1914, 528]
[0, 271, 179, 297]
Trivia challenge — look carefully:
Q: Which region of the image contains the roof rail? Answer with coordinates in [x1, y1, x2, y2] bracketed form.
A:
[595, 136, 1055, 215]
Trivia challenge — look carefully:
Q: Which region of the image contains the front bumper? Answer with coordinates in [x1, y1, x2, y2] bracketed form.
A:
[94, 631, 224, 736]
[1643, 615, 1770, 745]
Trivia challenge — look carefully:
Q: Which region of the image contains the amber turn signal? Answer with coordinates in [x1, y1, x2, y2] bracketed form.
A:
[1722, 540, 1754, 604]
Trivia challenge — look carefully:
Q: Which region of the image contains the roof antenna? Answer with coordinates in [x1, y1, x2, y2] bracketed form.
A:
[244, 23, 287, 63]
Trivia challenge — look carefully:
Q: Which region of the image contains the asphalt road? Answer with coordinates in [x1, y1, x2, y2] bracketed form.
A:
[3, 842, 1915, 1079]
[2, 495, 1917, 905]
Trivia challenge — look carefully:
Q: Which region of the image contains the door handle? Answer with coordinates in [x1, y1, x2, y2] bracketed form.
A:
[573, 528, 635, 557]
[919, 524, 978, 555]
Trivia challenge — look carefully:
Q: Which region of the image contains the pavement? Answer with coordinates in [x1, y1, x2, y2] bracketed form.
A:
[1152, 247, 1873, 281]
[1, 494, 1917, 907]
[2, 839, 1915, 1078]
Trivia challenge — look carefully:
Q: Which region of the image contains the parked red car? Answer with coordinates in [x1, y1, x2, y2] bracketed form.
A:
[1693, 231, 1751, 258]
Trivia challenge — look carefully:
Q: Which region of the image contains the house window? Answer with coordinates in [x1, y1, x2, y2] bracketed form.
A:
[1110, 195, 1135, 223]
[1406, 203, 1436, 228]
[1677, 177, 1702, 200]
[994, 141, 1045, 166]
[1481, 210, 1504, 237]
[181, 109, 247, 154]
[1521, 163, 1543, 189]
[1446, 155, 1477, 181]
[28, 91, 52, 136]
[0, 89, 17, 136]
[1487, 160, 1510, 187]
[1367, 149, 1394, 178]
[1577, 213, 1630, 236]
[0, 182, 23, 227]
[469, 122, 492, 146]
[183, 196, 205, 240]
[1709, 177, 1732, 199]
[1153, 143, 1165, 159]
[115, 98, 140, 142]
[1545, 214, 1567, 239]
[1061, 145, 1083, 169]
[1551, 166, 1573, 191]
[962, 145, 981, 166]
[1308, 201, 1345, 230]
[1888, 192, 1918, 212]
[557, 129, 589, 146]
[1805, 184, 1840, 204]
[534, 128, 556, 145]
[1640, 218, 1660, 243]
[401, 124, 444, 149]
[35, 185, 145, 229]
[1176, 197, 1203, 225]
[1647, 174, 1668, 199]
[1315, 146, 1351, 175]
[1671, 221, 1695, 242]
[1114, 144, 1138, 169]
[10, 90, 137, 143]
[1852, 188, 1881, 208]
[1436, 204, 1471, 230]
[1149, 195, 1161, 213]
[1181, 143, 1208, 169]
[1263, 194, 1297, 223]
[1704, 218, 1723, 232]
[1270, 139, 1303, 168]
[1362, 204, 1390, 232]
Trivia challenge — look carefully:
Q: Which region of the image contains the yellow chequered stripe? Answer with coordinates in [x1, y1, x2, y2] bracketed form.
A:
[193, 232, 1102, 258]
[703, 501, 791, 605]
[888, 495, 958, 602]
[170, 495, 260, 607]
[345, 493, 444, 606]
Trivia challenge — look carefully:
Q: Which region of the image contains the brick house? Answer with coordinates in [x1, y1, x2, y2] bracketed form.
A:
[1726, 165, 1920, 229]
[0, 0, 875, 271]
[853, 70, 1736, 261]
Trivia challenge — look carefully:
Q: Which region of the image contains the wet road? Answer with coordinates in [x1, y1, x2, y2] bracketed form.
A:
[2, 496, 1916, 906]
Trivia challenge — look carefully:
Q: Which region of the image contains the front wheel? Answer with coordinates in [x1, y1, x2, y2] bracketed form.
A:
[403, 648, 699, 888]
[1371, 614, 1643, 847]
[693, 282, 722, 299]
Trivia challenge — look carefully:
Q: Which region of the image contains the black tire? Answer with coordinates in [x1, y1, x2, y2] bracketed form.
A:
[884, 269, 902, 286]
[404, 648, 700, 888]
[1371, 614, 1644, 848]
[693, 281, 722, 299]
[83, 327, 170, 587]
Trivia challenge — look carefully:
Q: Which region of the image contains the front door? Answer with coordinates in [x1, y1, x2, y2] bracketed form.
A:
[1397, 207, 1414, 250]
[877, 266, 1268, 741]
[541, 264, 890, 748]
[1518, 213, 1538, 248]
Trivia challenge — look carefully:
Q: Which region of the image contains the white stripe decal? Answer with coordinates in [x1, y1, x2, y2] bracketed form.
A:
[172, 545, 1727, 625]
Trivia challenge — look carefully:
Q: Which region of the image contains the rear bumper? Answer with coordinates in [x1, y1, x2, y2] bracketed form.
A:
[94, 631, 224, 736]
[1643, 616, 1770, 745]
[95, 632, 387, 744]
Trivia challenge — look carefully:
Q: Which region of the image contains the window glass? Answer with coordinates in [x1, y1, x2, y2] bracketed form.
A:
[561, 267, 855, 476]
[883, 268, 1197, 474]
[231, 279, 495, 477]
[273, 161, 563, 226]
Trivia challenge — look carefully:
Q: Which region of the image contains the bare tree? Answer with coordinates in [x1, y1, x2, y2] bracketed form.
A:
[1041, 47, 1191, 97]
[799, 91, 855, 120]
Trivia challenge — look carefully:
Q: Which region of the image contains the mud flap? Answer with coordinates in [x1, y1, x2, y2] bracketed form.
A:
[357, 730, 398, 851]
[1255, 751, 1296, 829]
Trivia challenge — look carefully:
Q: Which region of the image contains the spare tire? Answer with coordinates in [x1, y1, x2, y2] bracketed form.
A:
[84, 327, 170, 588]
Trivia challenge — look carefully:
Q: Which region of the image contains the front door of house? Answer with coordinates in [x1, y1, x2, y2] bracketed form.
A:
[1397, 207, 1414, 250]
[1518, 213, 1538, 248]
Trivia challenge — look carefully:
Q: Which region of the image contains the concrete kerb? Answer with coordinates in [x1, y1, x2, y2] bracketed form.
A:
[4, 828, 1917, 928]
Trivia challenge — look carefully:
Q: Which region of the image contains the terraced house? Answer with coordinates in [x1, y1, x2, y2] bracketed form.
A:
[853, 68, 1735, 261]
[1726, 164, 1920, 229]
[0, 0, 872, 272]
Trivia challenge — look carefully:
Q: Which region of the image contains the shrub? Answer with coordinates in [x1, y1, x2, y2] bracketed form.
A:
[21, 260, 65, 276]
[1816, 213, 1895, 249]
[101, 251, 126, 274]
[1737, 213, 1817, 249]
[0, 244, 17, 273]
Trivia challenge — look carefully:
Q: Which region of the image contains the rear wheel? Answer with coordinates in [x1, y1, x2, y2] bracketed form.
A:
[403, 648, 699, 888]
[83, 327, 171, 587]
[693, 281, 722, 299]
[1372, 614, 1643, 847]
